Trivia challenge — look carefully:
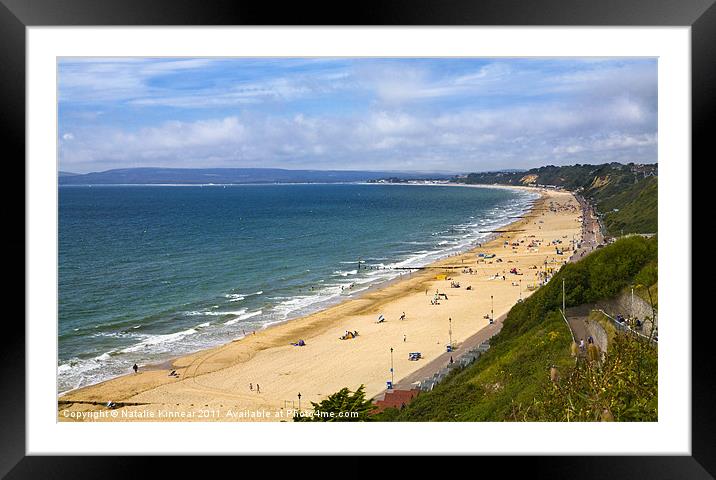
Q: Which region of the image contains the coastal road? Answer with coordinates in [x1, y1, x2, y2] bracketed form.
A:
[562, 197, 601, 347]
[572, 195, 604, 261]
[565, 305, 592, 349]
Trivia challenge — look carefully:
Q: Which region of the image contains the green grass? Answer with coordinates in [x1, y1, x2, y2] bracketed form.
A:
[598, 176, 657, 235]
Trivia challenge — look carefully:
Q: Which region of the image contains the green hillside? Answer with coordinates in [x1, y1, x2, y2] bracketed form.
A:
[598, 176, 657, 235]
[376, 236, 658, 422]
[457, 163, 657, 236]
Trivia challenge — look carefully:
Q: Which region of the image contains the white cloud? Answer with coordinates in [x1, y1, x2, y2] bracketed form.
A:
[59, 58, 216, 103]
[59, 58, 352, 108]
[58, 59, 658, 172]
[60, 100, 657, 173]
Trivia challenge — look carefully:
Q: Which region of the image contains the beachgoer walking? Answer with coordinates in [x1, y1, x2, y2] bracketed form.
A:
[403, 335, 407, 342]
[133, 364, 138, 374]
[400, 312, 406, 321]
[250, 383, 253, 391]
[256, 384, 260, 394]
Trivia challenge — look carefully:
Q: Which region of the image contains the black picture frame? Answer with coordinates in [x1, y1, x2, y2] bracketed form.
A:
[2, 0, 708, 476]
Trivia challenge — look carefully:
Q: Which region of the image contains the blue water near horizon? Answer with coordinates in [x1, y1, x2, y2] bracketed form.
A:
[58, 183, 538, 394]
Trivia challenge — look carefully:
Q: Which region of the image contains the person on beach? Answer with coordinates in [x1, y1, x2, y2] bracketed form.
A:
[133, 363, 138, 374]
[400, 312, 406, 321]
[256, 384, 260, 394]
[403, 334, 407, 342]
[249, 383, 253, 391]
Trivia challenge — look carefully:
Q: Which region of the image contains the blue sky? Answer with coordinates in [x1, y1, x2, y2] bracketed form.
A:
[58, 58, 657, 173]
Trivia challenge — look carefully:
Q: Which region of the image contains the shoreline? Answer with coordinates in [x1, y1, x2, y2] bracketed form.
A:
[58, 182, 538, 397]
[59, 186, 582, 421]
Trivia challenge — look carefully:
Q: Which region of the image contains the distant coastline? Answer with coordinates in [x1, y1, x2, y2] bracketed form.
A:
[57, 167, 457, 186]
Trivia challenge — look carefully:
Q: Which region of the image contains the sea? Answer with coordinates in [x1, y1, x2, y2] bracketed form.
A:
[58, 183, 538, 394]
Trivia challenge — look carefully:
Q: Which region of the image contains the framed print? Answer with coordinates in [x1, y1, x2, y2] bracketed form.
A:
[3, 0, 711, 475]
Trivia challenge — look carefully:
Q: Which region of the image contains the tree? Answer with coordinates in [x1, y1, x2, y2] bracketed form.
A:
[293, 385, 375, 422]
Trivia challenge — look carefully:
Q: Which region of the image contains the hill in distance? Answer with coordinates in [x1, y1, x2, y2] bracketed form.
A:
[58, 167, 454, 185]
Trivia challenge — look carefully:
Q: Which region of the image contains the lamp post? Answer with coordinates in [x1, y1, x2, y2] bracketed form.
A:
[390, 347, 394, 386]
[448, 317, 452, 349]
[631, 285, 635, 320]
[519, 279, 522, 302]
[297, 392, 302, 412]
[490, 295, 494, 324]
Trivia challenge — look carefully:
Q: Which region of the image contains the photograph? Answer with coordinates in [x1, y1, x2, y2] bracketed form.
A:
[4, 0, 707, 468]
[56, 57, 659, 423]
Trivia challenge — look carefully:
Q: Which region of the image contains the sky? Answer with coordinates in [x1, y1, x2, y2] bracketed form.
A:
[58, 57, 657, 174]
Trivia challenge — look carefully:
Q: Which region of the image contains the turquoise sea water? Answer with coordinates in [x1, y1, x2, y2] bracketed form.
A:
[58, 183, 537, 393]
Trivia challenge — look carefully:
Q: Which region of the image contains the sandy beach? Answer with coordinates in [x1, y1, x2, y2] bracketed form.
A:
[58, 187, 583, 422]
